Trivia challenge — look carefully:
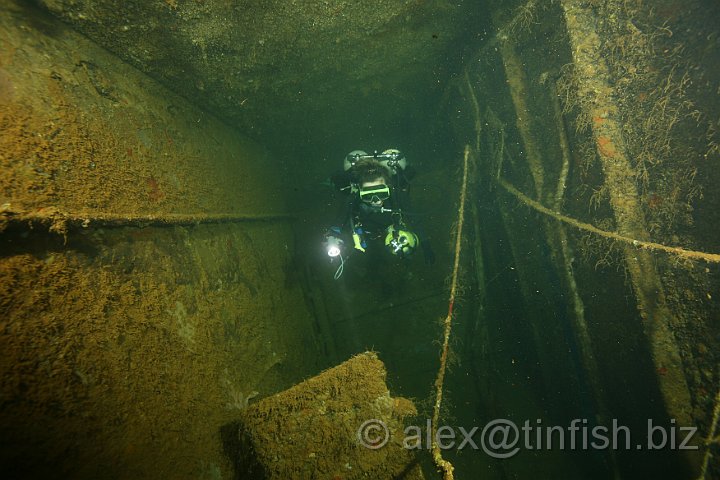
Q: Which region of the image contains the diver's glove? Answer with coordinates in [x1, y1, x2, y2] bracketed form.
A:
[422, 242, 436, 265]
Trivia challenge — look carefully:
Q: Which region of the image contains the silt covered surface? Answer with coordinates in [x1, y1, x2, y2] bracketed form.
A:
[35, 0, 482, 145]
[1, 1, 326, 478]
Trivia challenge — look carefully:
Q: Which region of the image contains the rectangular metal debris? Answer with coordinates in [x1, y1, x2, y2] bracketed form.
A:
[237, 352, 423, 479]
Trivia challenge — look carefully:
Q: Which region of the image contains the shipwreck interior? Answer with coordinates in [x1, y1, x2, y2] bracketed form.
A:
[1, 0, 720, 479]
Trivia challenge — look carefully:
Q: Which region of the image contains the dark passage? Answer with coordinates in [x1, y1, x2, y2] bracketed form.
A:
[1, 0, 720, 479]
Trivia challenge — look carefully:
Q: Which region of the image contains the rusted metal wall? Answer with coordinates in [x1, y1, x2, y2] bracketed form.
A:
[0, 2, 327, 478]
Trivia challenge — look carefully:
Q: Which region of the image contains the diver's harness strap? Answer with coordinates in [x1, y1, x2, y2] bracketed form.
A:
[350, 216, 366, 252]
[349, 205, 408, 254]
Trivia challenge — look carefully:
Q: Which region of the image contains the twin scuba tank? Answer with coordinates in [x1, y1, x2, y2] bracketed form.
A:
[343, 149, 407, 174]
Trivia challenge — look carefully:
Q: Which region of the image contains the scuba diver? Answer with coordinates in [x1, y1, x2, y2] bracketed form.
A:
[323, 148, 434, 279]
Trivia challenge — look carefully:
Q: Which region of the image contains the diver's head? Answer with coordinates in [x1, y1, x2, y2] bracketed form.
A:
[353, 159, 391, 206]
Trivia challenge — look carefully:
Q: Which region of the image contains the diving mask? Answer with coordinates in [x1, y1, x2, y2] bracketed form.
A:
[359, 184, 390, 204]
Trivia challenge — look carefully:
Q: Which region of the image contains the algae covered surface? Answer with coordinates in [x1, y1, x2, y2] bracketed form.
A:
[33, 0, 481, 144]
[1, 2, 324, 478]
[238, 352, 422, 479]
[1, 222, 318, 478]
[0, 1, 274, 220]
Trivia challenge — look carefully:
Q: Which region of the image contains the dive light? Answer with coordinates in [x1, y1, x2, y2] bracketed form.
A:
[325, 236, 342, 258]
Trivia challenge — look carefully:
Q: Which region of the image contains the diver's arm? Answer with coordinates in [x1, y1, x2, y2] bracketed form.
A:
[327, 195, 356, 237]
[323, 197, 354, 258]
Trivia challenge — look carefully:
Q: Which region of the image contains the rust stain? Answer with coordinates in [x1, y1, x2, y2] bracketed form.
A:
[647, 193, 663, 209]
[146, 176, 165, 202]
[596, 135, 618, 158]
